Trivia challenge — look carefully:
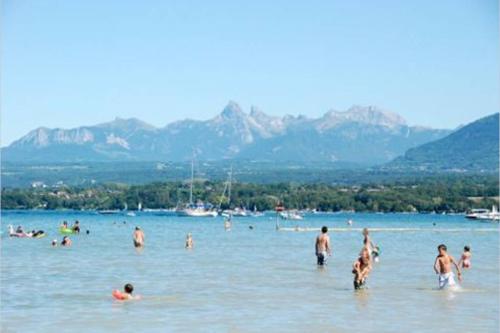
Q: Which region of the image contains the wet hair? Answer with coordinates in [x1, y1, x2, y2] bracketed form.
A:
[86, 230, 90, 235]
[135, 226, 140, 231]
[63, 221, 68, 225]
[437, 244, 447, 251]
[464, 245, 470, 251]
[75, 221, 80, 224]
[124, 283, 133, 294]
[321, 226, 328, 233]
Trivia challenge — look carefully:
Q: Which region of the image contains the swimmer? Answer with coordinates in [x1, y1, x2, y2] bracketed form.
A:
[458, 245, 472, 269]
[60, 221, 68, 229]
[114, 283, 140, 300]
[249, 225, 254, 230]
[347, 219, 353, 226]
[86, 230, 90, 235]
[434, 244, 462, 289]
[315, 226, 331, 266]
[31, 230, 45, 238]
[51, 239, 58, 247]
[133, 227, 145, 248]
[61, 236, 72, 247]
[72, 221, 81, 233]
[352, 248, 372, 290]
[185, 233, 194, 249]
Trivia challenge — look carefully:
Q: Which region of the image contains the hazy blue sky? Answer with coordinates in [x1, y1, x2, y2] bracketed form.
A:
[2, 0, 498, 145]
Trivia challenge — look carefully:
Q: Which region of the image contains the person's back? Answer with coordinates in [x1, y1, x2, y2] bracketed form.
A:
[133, 227, 144, 247]
[315, 226, 331, 266]
[459, 246, 472, 269]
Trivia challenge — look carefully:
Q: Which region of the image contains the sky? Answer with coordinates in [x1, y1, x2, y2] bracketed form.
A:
[1, 0, 498, 146]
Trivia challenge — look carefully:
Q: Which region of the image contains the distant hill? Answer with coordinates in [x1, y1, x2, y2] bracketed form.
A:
[2, 102, 451, 166]
[387, 113, 499, 172]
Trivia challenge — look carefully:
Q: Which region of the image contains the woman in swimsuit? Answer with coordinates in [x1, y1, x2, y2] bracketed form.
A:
[458, 245, 472, 269]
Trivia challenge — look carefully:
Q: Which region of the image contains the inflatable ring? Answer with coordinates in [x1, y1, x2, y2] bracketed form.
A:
[112, 290, 127, 300]
[59, 228, 75, 235]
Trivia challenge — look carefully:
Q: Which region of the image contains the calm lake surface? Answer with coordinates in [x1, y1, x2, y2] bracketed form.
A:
[1, 211, 498, 333]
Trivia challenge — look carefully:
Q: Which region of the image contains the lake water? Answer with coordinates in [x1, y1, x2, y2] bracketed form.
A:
[1, 211, 498, 333]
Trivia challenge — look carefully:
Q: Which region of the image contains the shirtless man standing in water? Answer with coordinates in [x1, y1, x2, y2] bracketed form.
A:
[315, 226, 331, 266]
[434, 244, 462, 289]
[133, 227, 145, 248]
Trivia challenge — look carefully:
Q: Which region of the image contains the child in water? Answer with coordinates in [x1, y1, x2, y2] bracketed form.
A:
[352, 248, 372, 290]
[185, 233, 194, 249]
[458, 245, 472, 269]
[434, 244, 462, 289]
[113, 283, 140, 300]
[61, 236, 72, 247]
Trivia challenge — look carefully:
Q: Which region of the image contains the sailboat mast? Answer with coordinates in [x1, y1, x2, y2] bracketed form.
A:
[189, 159, 194, 204]
[228, 165, 232, 205]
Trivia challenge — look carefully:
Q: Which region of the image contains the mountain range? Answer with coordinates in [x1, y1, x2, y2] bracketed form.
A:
[2, 102, 454, 166]
[388, 113, 499, 172]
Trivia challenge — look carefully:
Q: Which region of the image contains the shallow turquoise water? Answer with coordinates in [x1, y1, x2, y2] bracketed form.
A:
[1, 211, 498, 333]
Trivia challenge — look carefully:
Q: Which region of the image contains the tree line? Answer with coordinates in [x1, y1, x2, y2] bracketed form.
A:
[2, 175, 498, 213]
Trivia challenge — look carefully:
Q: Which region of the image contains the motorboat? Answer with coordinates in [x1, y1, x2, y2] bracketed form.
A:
[279, 210, 304, 220]
[465, 206, 500, 221]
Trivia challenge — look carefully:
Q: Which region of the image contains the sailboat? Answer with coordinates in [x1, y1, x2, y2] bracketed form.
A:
[219, 165, 249, 217]
[176, 159, 218, 217]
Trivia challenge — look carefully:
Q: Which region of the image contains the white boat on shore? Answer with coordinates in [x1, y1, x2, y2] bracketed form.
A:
[465, 206, 500, 221]
[176, 203, 218, 217]
[279, 210, 304, 220]
[176, 159, 217, 218]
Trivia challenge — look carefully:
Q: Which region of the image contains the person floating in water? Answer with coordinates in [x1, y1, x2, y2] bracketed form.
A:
[434, 244, 462, 289]
[352, 248, 372, 290]
[458, 245, 472, 269]
[60, 221, 68, 229]
[30, 229, 45, 238]
[113, 283, 140, 301]
[315, 226, 331, 266]
[72, 221, 81, 233]
[61, 236, 72, 247]
[133, 227, 145, 248]
[185, 233, 194, 249]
